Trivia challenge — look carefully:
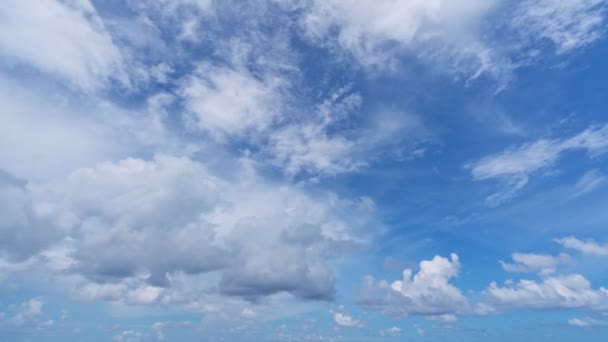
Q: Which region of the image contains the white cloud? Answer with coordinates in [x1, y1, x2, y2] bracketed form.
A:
[500, 253, 568, 275]
[301, 0, 502, 78]
[8, 155, 373, 304]
[241, 307, 256, 320]
[360, 253, 468, 317]
[512, 0, 607, 54]
[485, 274, 608, 311]
[267, 86, 363, 176]
[467, 124, 608, 205]
[568, 316, 608, 327]
[1, 298, 44, 327]
[268, 94, 427, 176]
[0, 75, 186, 183]
[0, 77, 127, 181]
[380, 326, 401, 337]
[127, 285, 164, 305]
[0, 0, 128, 91]
[573, 170, 606, 197]
[152, 322, 165, 341]
[555, 237, 608, 257]
[180, 62, 287, 138]
[113, 330, 145, 342]
[333, 312, 364, 328]
[428, 313, 458, 322]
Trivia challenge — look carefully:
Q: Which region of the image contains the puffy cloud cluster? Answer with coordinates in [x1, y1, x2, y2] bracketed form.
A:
[359, 253, 468, 317]
[479, 237, 608, 313]
[361, 238, 608, 320]
[485, 274, 608, 311]
[0, 155, 374, 304]
[333, 312, 364, 328]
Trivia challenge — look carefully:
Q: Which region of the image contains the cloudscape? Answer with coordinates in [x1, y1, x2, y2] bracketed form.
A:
[1, 1, 608, 341]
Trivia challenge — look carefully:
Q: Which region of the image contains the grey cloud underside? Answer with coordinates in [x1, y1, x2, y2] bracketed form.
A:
[0, 156, 372, 302]
[0, 176, 63, 261]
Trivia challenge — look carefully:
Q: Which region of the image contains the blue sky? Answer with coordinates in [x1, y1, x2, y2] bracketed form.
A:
[1, 0, 608, 341]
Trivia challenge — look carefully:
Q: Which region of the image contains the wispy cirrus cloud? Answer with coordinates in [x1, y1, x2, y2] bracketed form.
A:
[511, 0, 607, 54]
[466, 124, 608, 205]
[300, 0, 504, 79]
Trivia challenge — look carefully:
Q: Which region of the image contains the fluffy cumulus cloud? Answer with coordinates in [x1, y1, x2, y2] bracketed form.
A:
[1, 155, 374, 304]
[555, 237, 608, 257]
[332, 307, 364, 328]
[359, 253, 468, 317]
[0, 0, 128, 91]
[467, 124, 608, 205]
[484, 274, 608, 311]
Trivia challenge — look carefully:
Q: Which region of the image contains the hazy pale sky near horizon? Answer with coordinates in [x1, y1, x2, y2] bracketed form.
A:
[2, 1, 608, 341]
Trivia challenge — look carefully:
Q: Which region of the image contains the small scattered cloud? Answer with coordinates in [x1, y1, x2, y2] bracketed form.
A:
[241, 307, 257, 320]
[333, 311, 364, 328]
[500, 252, 569, 275]
[380, 326, 401, 337]
[555, 237, 608, 257]
[573, 170, 606, 197]
[568, 316, 608, 328]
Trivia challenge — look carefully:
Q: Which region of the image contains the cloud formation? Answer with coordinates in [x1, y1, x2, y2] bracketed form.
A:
[1, 155, 374, 304]
[485, 274, 608, 311]
[360, 253, 468, 317]
[512, 0, 607, 54]
[0, 0, 128, 91]
[499, 252, 568, 275]
[467, 124, 608, 205]
[555, 237, 608, 257]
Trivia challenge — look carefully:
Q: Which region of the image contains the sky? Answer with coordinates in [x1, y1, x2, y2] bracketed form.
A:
[1, 0, 608, 341]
